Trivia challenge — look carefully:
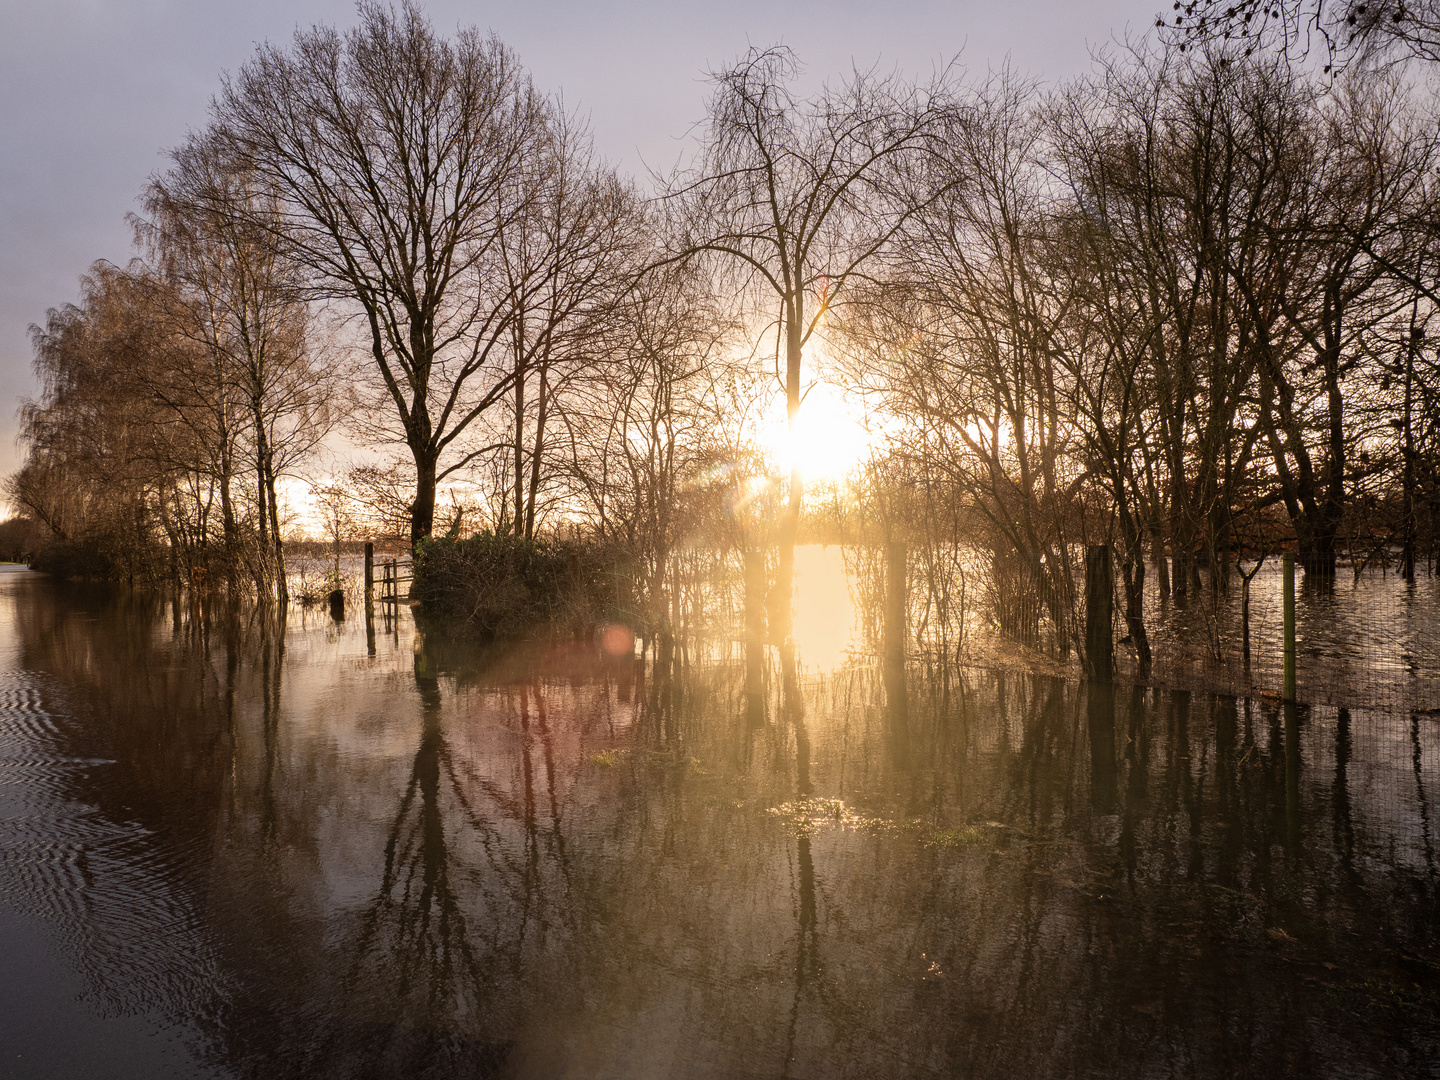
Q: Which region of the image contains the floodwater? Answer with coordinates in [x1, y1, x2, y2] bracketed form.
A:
[1138, 560, 1440, 712]
[1, 556, 1438, 1079]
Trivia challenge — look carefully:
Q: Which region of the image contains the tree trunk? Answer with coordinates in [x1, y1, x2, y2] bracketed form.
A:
[256, 459, 268, 545]
[513, 352, 526, 537]
[411, 452, 437, 553]
[1298, 526, 1337, 578]
[218, 443, 237, 575]
[253, 406, 275, 599]
[773, 305, 804, 648]
[1122, 555, 1151, 670]
[1152, 530, 1170, 601]
[264, 455, 287, 605]
[1402, 329, 1417, 580]
[524, 364, 549, 541]
[1084, 545, 1113, 683]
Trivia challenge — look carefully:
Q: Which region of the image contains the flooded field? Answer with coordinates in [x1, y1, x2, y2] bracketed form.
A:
[1, 560, 1438, 1078]
[1138, 561, 1440, 712]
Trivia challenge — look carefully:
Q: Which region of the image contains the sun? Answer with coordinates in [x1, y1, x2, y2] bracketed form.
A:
[764, 380, 877, 486]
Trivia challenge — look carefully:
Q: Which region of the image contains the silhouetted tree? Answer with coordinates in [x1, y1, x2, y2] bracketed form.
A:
[666, 46, 957, 645]
[211, 0, 550, 550]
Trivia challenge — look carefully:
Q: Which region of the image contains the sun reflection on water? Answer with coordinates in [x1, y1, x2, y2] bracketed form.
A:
[791, 544, 859, 672]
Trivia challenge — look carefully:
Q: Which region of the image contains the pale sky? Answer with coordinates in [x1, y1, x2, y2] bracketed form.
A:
[0, 0, 1153, 484]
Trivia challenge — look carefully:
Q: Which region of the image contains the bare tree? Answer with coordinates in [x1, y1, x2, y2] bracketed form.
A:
[312, 481, 358, 577]
[140, 135, 337, 601]
[1238, 73, 1424, 574]
[211, 0, 549, 550]
[589, 258, 733, 639]
[665, 46, 957, 645]
[492, 109, 645, 540]
[1162, 1, 1440, 69]
[346, 463, 415, 549]
[842, 71, 1086, 655]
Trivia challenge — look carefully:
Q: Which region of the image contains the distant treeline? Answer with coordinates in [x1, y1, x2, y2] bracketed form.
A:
[8, 2, 1440, 664]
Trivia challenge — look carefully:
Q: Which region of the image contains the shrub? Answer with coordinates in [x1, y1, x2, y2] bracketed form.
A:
[27, 536, 116, 579]
[27, 531, 169, 584]
[412, 531, 630, 637]
[0, 517, 43, 564]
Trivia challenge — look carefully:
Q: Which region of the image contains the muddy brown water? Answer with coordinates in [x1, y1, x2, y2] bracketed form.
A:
[0, 563, 1437, 1078]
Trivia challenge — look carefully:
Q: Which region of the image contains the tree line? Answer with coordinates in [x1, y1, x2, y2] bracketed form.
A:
[9, 0, 1440, 664]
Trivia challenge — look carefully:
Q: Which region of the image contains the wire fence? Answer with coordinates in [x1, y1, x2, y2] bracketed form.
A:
[884, 547, 1440, 718]
[1115, 560, 1440, 717]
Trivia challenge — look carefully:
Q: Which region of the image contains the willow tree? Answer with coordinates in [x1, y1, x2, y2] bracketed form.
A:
[12, 268, 156, 572]
[666, 46, 955, 645]
[140, 137, 336, 601]
[211, 0, 549, 549]
[12, 263, 217, 582]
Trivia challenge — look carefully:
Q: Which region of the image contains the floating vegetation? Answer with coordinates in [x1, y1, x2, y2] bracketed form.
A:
[767, 797, 993, 850]
[918, 825, 985, 850]
[767, 797, 887, 837]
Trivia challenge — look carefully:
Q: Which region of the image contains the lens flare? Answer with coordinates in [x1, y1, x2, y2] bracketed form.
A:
[600, 624, 636, 657]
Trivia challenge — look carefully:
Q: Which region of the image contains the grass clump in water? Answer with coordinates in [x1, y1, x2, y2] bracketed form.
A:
[920, 824, 985, 850]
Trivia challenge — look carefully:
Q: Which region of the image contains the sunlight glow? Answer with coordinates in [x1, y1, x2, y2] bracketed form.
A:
[764, 380, 877, 486]
[792, 544, 859, 671]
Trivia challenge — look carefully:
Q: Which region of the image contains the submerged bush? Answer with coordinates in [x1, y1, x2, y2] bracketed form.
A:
[412, 532, 630, 637]
[28, 536, 117, 580]
[289, 557, 356, 608]
[27, 531, 174, 585]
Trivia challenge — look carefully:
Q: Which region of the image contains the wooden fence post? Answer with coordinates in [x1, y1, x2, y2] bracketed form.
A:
[363, 541, 376, 655]
[1283, 553, 1296, 702]
[1085, 545, 1113, 683]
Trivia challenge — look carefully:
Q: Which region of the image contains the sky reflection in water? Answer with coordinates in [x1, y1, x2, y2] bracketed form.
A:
[0, 561, 1437, 1079]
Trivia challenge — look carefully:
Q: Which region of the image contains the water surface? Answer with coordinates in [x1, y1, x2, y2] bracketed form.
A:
[1, 564, 1437, 1078]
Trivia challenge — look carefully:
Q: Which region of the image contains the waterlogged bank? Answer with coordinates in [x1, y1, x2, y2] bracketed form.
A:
[0, 564, 1437, 1078]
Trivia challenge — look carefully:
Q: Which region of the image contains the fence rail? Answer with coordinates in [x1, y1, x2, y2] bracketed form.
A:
[377, 557, 412, 603]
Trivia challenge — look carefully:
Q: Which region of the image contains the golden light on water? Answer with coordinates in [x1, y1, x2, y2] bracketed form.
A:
[790, 544, 859, 671]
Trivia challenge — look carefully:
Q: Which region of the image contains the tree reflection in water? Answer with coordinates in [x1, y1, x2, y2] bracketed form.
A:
[1, 573, 1437, 1079]
[349, 641, 486, 1029]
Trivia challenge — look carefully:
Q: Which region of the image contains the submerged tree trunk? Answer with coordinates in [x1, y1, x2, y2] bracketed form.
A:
[1121, 555, 1151, 670]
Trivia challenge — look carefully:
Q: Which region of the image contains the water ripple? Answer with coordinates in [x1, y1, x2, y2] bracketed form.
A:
[0, 667, 223, 1026]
